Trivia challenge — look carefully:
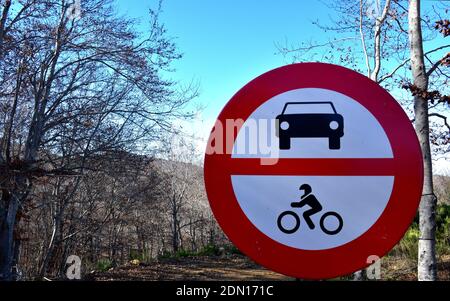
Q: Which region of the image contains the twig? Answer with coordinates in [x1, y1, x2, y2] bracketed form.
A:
[429, 113, 450, 132]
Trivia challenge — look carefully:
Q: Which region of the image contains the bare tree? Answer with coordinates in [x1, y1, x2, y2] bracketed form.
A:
[156, 135, 205, 253]
[0, 0, 195, 280]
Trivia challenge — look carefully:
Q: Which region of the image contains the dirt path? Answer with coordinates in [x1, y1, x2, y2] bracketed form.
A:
[87, 254, 450, 281]
[87, 255, 292, 281]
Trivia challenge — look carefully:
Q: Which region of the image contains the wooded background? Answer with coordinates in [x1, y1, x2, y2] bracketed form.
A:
[0, 0, 449, 281]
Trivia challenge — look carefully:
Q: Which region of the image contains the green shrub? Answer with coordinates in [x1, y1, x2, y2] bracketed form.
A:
[158, 251, 173, 260]
[129, 249, 152, 263]
[436, 204, 450, 227]
[436, 204, 450, 255]
[158, 244, 230, 259]
[389, 204, 450, 260]
[223, 244, 242, 255]
[396, 226, 420, 260]
[97, 259, 113, 272]
[129, 249, 141, 261]
[198, 244, 220, 256]
[437, 205, 450, 237]
[175, 249, 196, 258]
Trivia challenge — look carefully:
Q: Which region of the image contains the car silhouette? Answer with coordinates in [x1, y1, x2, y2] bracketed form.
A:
[275, 102, 344, 150]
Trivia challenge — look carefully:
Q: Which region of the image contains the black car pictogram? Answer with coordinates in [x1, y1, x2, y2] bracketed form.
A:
[275, 102, 344, 150]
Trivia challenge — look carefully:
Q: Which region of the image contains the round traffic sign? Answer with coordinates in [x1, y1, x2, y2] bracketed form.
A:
[204, 63, 423, 279]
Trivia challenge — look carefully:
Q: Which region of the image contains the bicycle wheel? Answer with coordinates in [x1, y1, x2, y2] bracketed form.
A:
[277, 211, 300, 234]
[319, 211, 343, 235]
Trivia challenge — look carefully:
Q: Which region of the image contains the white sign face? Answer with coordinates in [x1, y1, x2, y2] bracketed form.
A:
[232, 175, 394, 250]
[232, 88, 393, 158]
[230, 88, 394, 250]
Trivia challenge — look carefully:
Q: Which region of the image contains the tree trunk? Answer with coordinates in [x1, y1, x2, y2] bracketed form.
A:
[0, 0, 11, 57]
[408, 0, 437, 281]
[39, 221, 57, 278]
[172, 201, 179, 253]
[39, 182, 67, 278]
[11, 235, 21, 280]
[0, 191, 19, 281]
[0, 58, 25, 281]
[353, 269, 367, 281]
[354, 1, 391, 280]
[370, 0, 391, 81]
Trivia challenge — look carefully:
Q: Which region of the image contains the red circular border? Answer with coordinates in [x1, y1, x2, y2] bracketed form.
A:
[204, 63, 423, 279]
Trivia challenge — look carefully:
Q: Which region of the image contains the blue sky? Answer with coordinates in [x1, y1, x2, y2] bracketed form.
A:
[114, 0, 450, 172]
[115, 0, 330, 122]
[115, 0, 447, 120]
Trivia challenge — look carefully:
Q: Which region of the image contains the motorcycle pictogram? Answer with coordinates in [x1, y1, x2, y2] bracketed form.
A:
[277, 184, 343, 235]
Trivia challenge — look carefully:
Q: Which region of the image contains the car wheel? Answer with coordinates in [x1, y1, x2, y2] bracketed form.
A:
[329, 137, 340, 150]
[279, 137, 291, 150]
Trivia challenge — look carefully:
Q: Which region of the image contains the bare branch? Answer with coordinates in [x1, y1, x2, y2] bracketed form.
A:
[276, 37, 357, 56]
[378, 57, 411, 83]
[359, 0, 371, 77]
[426, 52, 450, 77]
[424, 44, 450, 56]
[429, 113, 450, 132]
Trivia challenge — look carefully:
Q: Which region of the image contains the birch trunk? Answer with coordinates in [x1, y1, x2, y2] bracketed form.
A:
[370, 0, 391, 81]
[408, 0, 437, 281]
[354, 1, 391, 280]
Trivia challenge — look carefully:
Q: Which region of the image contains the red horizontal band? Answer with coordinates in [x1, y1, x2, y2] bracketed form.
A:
[224, 157, 396, 176]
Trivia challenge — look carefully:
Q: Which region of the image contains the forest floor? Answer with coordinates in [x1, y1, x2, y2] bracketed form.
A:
[86, 254, 450, 281]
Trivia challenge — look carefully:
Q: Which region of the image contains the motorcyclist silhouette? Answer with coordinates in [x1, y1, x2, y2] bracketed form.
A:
[290, 184, 322, 229]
